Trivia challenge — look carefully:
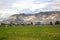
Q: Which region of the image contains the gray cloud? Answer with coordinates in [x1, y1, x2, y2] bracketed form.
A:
[0, 0, 60, 15]
[46, 0, 60, 11]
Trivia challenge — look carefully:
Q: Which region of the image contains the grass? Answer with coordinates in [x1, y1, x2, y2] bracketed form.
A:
[0, 25, 60, 40]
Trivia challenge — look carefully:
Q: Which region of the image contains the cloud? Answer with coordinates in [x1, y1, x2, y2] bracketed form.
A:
[0, 0, 60, 17]
[30, 3, 49, 11]
[12, 0, 49, 12]
[45, 0, 60, 11]
[0, 9, 19, 18]
[34, 0, 52, 3]
[53, 0, 60, 3]
[0, 0, 51, 14]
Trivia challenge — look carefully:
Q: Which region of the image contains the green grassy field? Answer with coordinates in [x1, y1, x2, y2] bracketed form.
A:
[0, 25, 60, 40]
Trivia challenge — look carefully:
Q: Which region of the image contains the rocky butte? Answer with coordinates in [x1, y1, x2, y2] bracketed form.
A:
[1, 11, 60, 25]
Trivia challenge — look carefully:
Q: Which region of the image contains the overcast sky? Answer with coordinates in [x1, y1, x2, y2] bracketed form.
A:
[0, 0, 60, 18]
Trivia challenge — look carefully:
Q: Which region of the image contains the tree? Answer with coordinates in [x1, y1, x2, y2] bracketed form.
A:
[31, 22, 33, 25]
[36, 22, 41, 25]
[50, 22, 53, 25]
[55, 21, 60, 25]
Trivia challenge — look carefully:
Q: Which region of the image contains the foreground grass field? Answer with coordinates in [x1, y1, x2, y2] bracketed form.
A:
[0, 25, 60, 40]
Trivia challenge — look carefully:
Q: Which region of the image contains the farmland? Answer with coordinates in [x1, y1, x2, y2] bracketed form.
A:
[0, 25, 60, 40]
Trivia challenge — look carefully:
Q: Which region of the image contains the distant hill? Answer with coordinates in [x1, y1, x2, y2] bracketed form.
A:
[1, 11, 60, 25]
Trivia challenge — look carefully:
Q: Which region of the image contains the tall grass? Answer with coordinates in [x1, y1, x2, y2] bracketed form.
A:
[0, 25, 60, 40]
